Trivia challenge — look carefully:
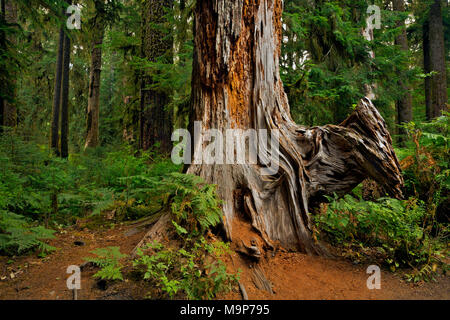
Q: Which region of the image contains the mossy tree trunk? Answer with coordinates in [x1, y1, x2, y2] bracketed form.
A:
[140, 0, 173, 153]
[2, 0, 17, 128]
[423, 0, 448, 119]
[51, 26, 64, 155]
[51, 1, 71, 158]
[85, 25, 105, 149]
[393, 0, 413, 144]
[60, 15, 71, 159]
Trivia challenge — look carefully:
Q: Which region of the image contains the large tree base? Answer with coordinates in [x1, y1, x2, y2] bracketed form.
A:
[134, 97, 403, 257]
[134, 0, 403, 258]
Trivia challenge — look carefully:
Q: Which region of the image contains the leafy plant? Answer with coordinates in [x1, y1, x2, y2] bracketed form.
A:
[0, 210, 55, 255]
[399, 114, 449, 223]
[132, 174, 238, 300]
[84, 246, 127, 281]
[313, 194, 448, 277]
[133, 239, 239, 300]
[153, 173, 223, 235]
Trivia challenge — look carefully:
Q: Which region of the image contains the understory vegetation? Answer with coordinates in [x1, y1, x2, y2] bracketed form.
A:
[1, 112, 447, 287]
[0, 132, 238, 298]
[129, 173, 238, 299]
[82, 173, 238, 299]
[313, 113, 449, 282]
[0, 130, 178, 254]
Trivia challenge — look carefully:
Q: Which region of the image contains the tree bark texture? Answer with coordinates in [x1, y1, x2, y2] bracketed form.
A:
[424, 0, 448, 119]
[393, 0, 413, 142]
[60, 28, 71, 159]
[85, 26, 105, 149]
[0, 0, 5, 130]
[51, 26, 65, 155]
[140, 0, 173, 153]
[185, 0, 404, 254]
[2, 0, 17, 128]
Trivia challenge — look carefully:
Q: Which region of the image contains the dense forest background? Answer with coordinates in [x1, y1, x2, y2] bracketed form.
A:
[0, 0, 448, 299]
[1, 0, 448, 149]
[0, 0, 448, 148]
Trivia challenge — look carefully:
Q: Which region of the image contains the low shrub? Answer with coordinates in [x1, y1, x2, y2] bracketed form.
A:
[313, 194, 448, 281]
[0, 210, 55, 255]
[83, 246, 127, 281]
[132, 174, 239, 299]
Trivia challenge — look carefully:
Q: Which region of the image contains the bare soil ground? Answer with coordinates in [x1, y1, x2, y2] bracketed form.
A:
[221, 250, 449, 300]
[0, 223, 448, 300]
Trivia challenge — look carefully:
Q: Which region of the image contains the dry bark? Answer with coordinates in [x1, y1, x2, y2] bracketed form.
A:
[185, 0, 403, 254]
[138, 0, 404, 255]
[131, 213, 171, 257]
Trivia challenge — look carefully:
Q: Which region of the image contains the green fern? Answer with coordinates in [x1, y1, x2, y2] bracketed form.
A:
[154, 173, 223, 235]
[84, 246, 127, 281]
[0, 210, 55, 255]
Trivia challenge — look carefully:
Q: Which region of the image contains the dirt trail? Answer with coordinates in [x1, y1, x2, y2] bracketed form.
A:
[221, 250, 449, 300]
[0, 224, 147, 300]
[0, 225, 448, 300]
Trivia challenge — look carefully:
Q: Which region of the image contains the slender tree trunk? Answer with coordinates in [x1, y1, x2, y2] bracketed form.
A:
[51, 26, 65, 155]
[362, 19, 376, 100]
[60, 28, 71, 158]
[182, 0, 404, 254]
[0, 0, 5, 130]
[424, 0, 448, 119]
[85, 26, 105, 149]
[2, 0, 17, 128]
[140, 0, 173, 153]
[423, 19, 432, 119]
[393, 0, 413, 143]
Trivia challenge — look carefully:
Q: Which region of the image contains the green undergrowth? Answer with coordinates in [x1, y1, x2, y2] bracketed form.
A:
[84, 173, 239, 300]
[314, 113, 449, 282]
[0, 131, 181, 255]
[132, 173, 239, 300]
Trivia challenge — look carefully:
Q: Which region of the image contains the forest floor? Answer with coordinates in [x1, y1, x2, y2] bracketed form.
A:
[0, 222, 448, 300]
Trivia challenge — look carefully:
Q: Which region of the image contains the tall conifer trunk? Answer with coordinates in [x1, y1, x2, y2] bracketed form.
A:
[51, 26, 64, 155]
[85, 25, 105, 149]
[2, 0, 17, 128]
[140, 0, 173, 153]
[60, 15, 71, 159]
[424, 0, 448, 119]
[393, 0, 413, 143]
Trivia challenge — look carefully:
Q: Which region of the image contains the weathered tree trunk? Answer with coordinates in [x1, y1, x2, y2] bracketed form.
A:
[183, 0, 404, 254]
[60, 26, 71, 159]
[51, 26, 65, 155]
[135, 0, 404, 257]
[85, 26, 105, 149]
[2, 0, 17, 128]
[393, 0, 413, 143]
[424, 0, 448, 119]
[140, 0, 173, 153]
